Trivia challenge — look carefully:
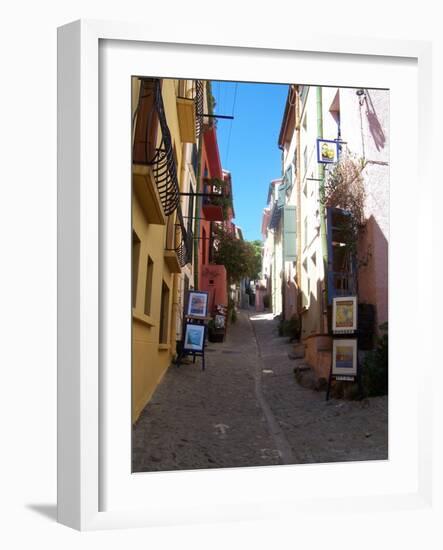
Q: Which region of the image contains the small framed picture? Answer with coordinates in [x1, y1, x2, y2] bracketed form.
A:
[332, 339, 358, 376]
[186, 290, 209, 318]
[214, 314, 226, 329]
[316, 138, 339, 163]
[332, 296, 357, 333]
[183, 323, 206, 351]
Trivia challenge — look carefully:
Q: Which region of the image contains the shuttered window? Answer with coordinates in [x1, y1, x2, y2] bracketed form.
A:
[284, 164, 293, 192]
[277, 181, 286, 208]
[283, 205, 297, 262]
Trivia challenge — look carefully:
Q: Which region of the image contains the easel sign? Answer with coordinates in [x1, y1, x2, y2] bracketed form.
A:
[326, 338, 359, 400]
[332, 339, 358, 377]
[186, 290, 209, 319]
[183, 323, 205, 352]
[332, 296, 357, 334]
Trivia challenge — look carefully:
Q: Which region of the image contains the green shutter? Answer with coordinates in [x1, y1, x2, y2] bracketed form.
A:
[284, 164, 293, 191]
[283, 205, 297, 261]
[277, 181, 286, 208]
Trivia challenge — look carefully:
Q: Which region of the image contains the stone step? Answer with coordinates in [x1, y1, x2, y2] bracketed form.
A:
[293, 362, 310, 372]
[290, 342, 305, 359]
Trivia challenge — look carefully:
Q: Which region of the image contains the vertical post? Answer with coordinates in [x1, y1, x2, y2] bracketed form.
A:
[193, 127, 203, 289]
[317, 86, 329, 333]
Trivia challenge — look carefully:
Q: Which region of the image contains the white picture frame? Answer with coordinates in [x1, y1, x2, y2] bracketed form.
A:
[332, 339, 358, 376]
[57, 19, 435, 532]
[317, 138, 339, 164]
[186, 290, 209, 318]
[332, 296, 358, 334]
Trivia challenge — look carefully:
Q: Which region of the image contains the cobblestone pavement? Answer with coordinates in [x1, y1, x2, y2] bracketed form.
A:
[132, 309, 388, 472]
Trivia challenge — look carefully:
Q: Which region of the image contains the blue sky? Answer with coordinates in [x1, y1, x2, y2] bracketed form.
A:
[211, 81, 288, 242]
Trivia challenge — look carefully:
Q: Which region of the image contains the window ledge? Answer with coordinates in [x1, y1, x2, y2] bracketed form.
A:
[132, 309, 156, 327]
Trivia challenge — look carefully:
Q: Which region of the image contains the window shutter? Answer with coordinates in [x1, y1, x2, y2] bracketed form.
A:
[283, 205, 297, 261]
[277, 181, 286, 208]
[285, 164, 293, 192]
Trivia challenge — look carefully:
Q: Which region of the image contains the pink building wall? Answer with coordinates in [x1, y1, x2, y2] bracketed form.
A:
[200, 265, 228, 314]
[340, 88, 389, 330]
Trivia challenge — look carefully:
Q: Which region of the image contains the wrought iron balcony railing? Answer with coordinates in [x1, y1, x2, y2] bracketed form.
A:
[165, 205, 193, 268]
[328, 270, 357, 299]
[133, 78, 179, 216]
[194, 80, 204, 138]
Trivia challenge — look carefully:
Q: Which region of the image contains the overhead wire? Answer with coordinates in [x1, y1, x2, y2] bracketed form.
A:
[224, 82, 238, 167]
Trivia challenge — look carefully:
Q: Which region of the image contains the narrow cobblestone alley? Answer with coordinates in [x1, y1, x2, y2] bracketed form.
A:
[132, 309, 388, 472]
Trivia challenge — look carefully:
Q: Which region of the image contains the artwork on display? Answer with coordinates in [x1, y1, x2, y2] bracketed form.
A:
[186, 291, 209, 318]
[332, 339, 358, 376]
[316, 138, 339, 164]
[214, 314, 225, 329]
[183, 323, 205, 352]
[332, 296, 357, 333]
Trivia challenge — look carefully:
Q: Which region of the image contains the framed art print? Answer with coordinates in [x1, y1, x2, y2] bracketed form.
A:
[183, 323, 205, 351]
[332, 296, 357, 333]
[186, 291, 209, 318]
[57, 19, 434, 532]
[332, 339, 358, 376]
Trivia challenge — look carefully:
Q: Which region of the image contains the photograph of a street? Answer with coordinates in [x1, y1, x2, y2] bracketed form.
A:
[131, 78, 389, 472]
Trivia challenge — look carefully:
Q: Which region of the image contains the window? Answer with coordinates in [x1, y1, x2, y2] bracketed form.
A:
[132, 231, 141, 308]
[159, 281, 170, 344]
[144, 256, 154, 315]
[303, 146, 308, 176]
[304, 216, 308, 248]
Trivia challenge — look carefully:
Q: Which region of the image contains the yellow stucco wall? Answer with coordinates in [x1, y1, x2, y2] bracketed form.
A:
[132, 193, 177, 422]
[132, 77, 191, 423]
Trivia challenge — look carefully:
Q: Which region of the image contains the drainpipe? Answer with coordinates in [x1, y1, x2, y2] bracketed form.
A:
[193, 131, 203, 290]
[316, 86, 329, 333]
[295, 86, 302, 297]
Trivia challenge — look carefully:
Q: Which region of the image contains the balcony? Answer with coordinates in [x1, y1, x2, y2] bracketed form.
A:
[164, 205, 193, 273]
[176, 97, 197, 144]
[268, 201, 282, 230]
[133, 78, 179, 217]
[176, 80, 204, 144]
[328, 270, 357, 299]
[201, 178, 232, 222]
[132, 164, 166, 225]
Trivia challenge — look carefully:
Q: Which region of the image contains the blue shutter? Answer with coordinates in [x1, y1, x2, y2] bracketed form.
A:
[326, 207, 336, 304]
[283, 205, 297, 262]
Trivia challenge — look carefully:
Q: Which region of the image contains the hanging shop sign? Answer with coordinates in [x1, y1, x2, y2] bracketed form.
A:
[332, 296, 357, 334]
[186, 290, 209, 318]
[316, 138, 339, 164]
[332, 338, 358, 377]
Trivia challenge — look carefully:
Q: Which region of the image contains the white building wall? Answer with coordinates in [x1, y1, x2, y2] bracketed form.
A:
[299, 87, 325, 337]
